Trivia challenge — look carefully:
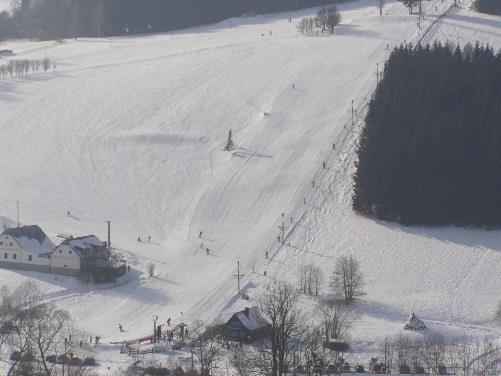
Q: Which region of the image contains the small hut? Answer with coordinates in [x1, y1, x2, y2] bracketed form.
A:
[403, 311, 427, 331]
[223, 307, 270, 342]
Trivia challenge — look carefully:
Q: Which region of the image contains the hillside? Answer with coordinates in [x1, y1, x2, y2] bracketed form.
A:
[0, 0, 500, 371]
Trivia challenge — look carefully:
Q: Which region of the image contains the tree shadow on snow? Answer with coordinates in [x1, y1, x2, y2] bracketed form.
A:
[448, 13, 501, 32]
[0, 80, 17, 101]
[232, 147, 272, 159]
[377, 217, 501, 253]
[335, 24, 381, 39]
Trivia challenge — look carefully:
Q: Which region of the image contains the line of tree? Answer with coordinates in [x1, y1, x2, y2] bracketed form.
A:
[0, 58, 53, 79]
[297, 6, 342, 35]
[297, 255, 364, 302]
[475, 0, 501, 15]
[353, 42, 501, 226]
[398, 0, 418, 14]
[391, 334, 499, 375]
[1, 0, 350, 41]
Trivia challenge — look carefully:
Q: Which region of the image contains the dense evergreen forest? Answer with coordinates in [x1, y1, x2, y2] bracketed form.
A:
[475, 0, 501, 15]
[353, 43, 501, 227]
[0, 0, 342, 40]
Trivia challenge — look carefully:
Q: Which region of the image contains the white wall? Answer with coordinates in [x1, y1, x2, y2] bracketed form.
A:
[0, 234, 49, 266]
[50, 244, 80, 271]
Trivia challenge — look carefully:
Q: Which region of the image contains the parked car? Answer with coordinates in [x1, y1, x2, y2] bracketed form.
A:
[69, 357, 82, 366]
[356, 365, 365, 373]
[0, 49, 14, 56]
[83, 357, 97, 366]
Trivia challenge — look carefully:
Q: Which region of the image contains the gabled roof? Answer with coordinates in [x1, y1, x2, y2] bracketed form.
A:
[58, 235, 107, 257]
[230, 307, 270, 331]
[1, 225, 54, 255]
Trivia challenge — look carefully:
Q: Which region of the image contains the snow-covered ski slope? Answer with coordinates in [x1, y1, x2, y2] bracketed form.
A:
[0, 0, 500, 346]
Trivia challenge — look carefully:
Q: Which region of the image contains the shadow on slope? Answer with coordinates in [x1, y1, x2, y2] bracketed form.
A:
[376, 217, 501, 252]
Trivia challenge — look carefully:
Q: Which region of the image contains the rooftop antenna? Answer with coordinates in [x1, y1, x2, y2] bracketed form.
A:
[16, 200, 19, 228]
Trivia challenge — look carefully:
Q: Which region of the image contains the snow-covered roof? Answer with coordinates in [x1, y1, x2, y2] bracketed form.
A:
[232, 307, 270, 331]
[2, 225, 54, 255]
[59, 235, 107, 257]
[65, 235, 105, 249]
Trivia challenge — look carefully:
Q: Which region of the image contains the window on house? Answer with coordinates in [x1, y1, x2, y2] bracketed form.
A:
[0, 241, 3, 245]
[3, 253, 7, 259]
[28, 255, 32, 261]
[64, 265, 67, 268]
[59, 250, 62, 253]
[69, 250, 72, 254]
[13, 254, 16, 260]
[9, 243, 12, 247]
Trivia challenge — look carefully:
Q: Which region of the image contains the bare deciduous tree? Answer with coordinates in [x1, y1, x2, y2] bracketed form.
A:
[147, 262, 155, 277]
[329, 255, 365, 302]
[325, 6, 341, 33]
[189, 320, 222, 376]
[298, 265, 322, 296]
[234, 281, 301, 376]
[0, 281, 90, 376]
[495, 301, 501, 324]
[421, 335, 446, 374]
[378, 0, 385, 15]
[317, 299, 353, 344]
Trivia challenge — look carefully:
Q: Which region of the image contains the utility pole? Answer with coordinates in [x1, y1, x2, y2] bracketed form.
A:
[106, 220, 111, 248]
[191, 351, 194, 374]
[418, 0, 422, 29]
[233, 261, 242, 295]
[152, 315, 158, 343]
[16, 200, 19, 228]
[63, 337, 67, 376]
[351, 99, 355, 125]
[278, 222, 285, 245]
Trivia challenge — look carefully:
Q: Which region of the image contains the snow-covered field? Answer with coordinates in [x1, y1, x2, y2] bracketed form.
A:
[0, 0, 500, 372]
